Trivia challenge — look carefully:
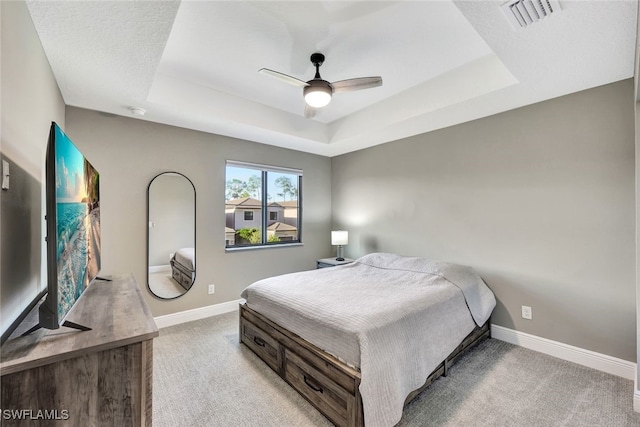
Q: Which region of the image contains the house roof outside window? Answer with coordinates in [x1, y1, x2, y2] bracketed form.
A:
[225, 197, 262, 209]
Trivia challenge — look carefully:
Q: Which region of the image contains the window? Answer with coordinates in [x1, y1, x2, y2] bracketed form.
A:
[225, 161, 301, 248]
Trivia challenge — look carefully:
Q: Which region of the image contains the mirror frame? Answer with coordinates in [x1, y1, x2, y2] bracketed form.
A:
[146, 171, 196, 300]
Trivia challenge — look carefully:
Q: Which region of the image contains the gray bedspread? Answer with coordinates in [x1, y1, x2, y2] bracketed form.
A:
[240, 253, 496, 427]
[173, 247, 195, 270]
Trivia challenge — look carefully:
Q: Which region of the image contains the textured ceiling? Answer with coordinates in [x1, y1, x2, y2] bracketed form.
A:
[26, 0, 638, 157]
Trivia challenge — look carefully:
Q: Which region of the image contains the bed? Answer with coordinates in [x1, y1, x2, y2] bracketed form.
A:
[239, 253, 496, 427]
[170, 247, 195, 290]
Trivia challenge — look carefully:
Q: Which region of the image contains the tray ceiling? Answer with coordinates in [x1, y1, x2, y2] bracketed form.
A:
[26, 0, 637, 157]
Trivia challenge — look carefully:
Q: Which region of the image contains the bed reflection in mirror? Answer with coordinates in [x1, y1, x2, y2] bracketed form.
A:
[147, 172, 195, 299]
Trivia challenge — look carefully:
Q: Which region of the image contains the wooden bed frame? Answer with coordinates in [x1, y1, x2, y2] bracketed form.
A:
[239, 303, 490, 427]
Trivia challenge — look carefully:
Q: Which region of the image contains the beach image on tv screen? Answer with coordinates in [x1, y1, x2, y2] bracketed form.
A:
[55, 126, 101, 323]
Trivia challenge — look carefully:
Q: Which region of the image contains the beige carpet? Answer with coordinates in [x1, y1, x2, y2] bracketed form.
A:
[153, 311, 640, 426]
[149, 269, 185, 299]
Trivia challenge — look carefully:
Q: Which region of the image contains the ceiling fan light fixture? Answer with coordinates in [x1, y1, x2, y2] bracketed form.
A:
[304, 84, 332, 108]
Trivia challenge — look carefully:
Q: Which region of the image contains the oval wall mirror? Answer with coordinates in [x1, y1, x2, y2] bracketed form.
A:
[147, 172, 195, 299]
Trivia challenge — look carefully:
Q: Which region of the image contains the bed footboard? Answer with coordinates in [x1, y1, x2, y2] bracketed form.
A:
[239, 303, 490, 427]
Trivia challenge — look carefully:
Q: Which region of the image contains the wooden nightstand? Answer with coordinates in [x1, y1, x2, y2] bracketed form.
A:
[316, 257, 354, 269]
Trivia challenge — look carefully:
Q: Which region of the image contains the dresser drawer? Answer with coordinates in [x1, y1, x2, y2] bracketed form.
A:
[241, 318, 280, 373]
[284, 350, 354, 427]
[171, 269, 193, 290]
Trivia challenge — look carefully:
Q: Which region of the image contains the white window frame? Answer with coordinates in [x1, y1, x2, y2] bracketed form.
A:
[225, 160, 302, 250]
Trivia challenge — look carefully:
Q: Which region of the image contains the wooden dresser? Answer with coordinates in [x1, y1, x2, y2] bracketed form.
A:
[0, 274, 158, 426]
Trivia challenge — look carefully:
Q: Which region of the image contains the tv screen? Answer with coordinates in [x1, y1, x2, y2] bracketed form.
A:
[28, 122, 101, 333]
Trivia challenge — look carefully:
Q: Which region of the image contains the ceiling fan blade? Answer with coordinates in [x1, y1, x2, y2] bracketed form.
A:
[259, 68, 309, 88]
[331, 76, 382, 93]
[304, 104, 318, 119]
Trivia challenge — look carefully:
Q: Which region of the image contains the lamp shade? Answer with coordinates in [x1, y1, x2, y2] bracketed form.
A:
[331, 230, 348, 246]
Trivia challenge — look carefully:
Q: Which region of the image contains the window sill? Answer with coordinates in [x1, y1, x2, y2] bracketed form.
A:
[225, 242, 303, 252]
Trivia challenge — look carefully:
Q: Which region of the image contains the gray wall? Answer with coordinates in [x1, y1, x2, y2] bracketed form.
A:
[636, 101, 640, 397]
[332, 80, 636, 362]
[634, 12, 640, 399]
[0, 1, 65, 336]
[65, 107, 332, 317]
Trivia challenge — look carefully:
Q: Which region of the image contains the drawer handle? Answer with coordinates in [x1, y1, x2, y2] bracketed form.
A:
[304, 375, 323, 394]
[253, 336, 266, 347]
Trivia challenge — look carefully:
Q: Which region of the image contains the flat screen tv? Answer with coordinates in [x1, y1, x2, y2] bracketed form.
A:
[24, 122, 102, 335]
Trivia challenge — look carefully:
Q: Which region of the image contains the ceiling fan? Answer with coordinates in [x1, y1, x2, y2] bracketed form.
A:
[259, 53, 383, 118]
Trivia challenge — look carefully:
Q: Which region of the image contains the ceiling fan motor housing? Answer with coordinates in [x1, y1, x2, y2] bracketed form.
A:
[310, 53, 325, 66]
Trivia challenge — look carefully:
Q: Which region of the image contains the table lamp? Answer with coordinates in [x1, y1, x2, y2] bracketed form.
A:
[331, 230, 348, 261]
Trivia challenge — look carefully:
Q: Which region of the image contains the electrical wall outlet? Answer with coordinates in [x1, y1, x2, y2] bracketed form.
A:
[208, 284, 215, 294]
[2, 159, 10, 190]
[522, 305, 532, 320]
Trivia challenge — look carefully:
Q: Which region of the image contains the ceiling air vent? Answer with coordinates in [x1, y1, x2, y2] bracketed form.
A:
[501, 0, 561, 31]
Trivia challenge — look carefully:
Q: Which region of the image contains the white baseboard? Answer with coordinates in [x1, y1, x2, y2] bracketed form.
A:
[149, 264, 170, 273]
[153, 307, 640, 406]
[491, 325, 636, 380]
[634, 376, 640, 413]
[154, 299, 244, 329]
